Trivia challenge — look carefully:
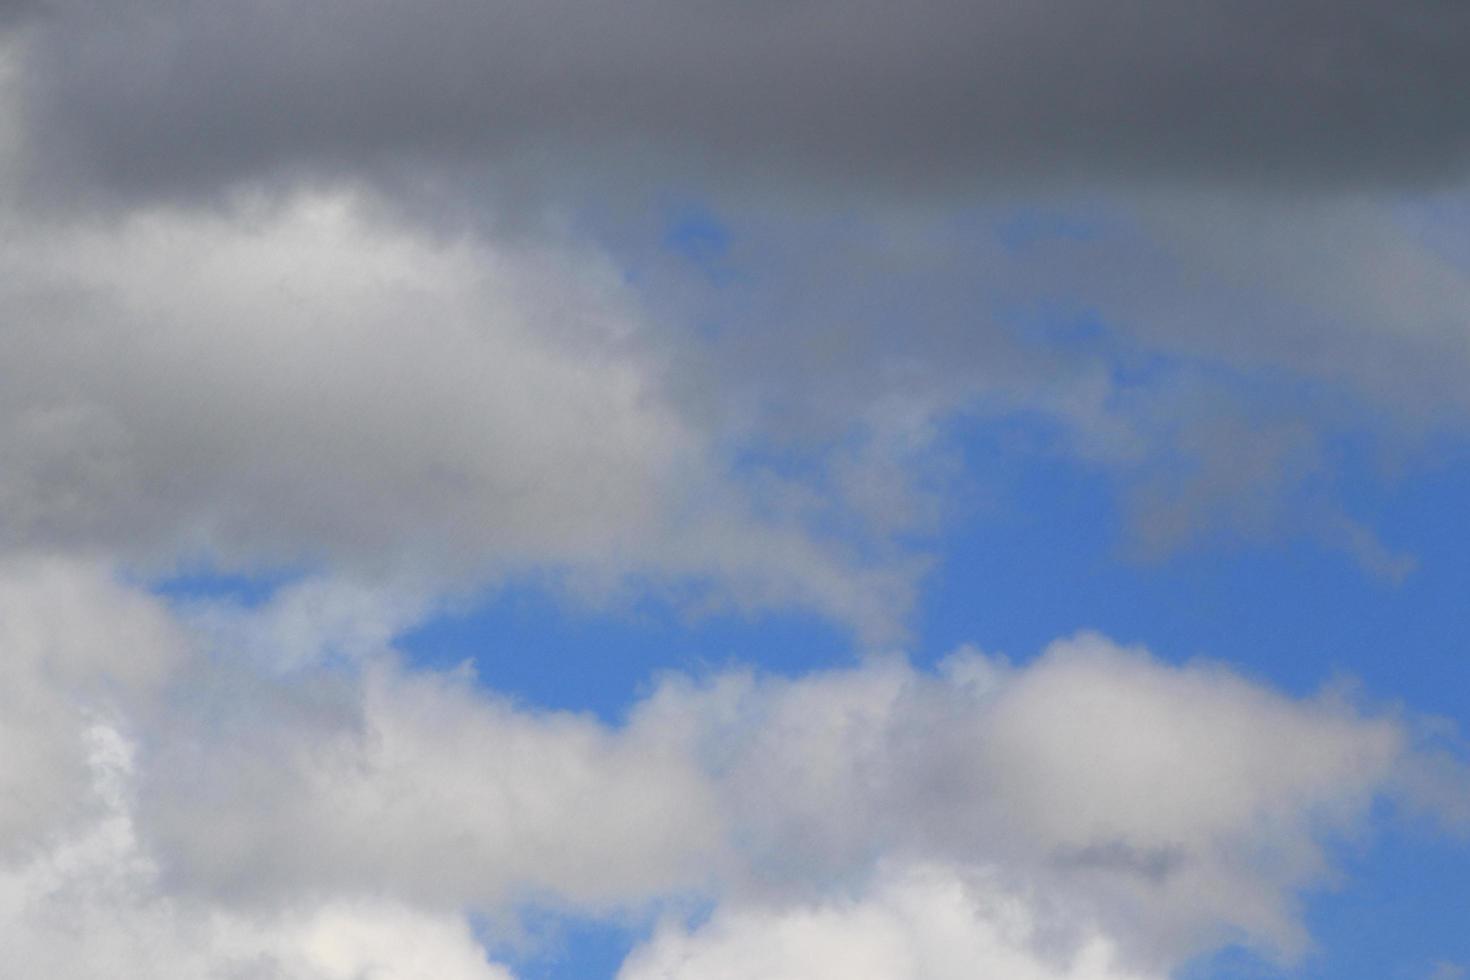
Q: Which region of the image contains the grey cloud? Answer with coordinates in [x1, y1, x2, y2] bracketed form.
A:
[1083, 194, 1470, 420]
[635, 194, 1465, 570]
[3, 145, 1456, 612]
[0, 187, 920, 638]
[6, 6, 1467, 591]
[1051, 841, 1186, 883]
[8, 0, 1470, 202]
[0, 0, 43, 26]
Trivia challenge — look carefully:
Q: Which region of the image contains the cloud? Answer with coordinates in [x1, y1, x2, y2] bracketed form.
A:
[634, 635, 1409, 965]
[5, 0, 1470, 591]
[140, 656, 726, 912]
[0, 718, 516, 980]
[0, 557, 185, 857]
[665, 192, 1470, 563]
[1047, 193, 1470, 424]
[0, 7, 1465, 976]
[7, 26, 1469, 600]
[1, 561, 1463, 973]
[0, 184, 923, 637]
[0, 189, 686, 568]
[619, 861, 1156, 980]
[8, 0, 1470, 201]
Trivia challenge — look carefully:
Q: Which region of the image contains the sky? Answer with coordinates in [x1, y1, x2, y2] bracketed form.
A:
[1, 3, 1469, 978]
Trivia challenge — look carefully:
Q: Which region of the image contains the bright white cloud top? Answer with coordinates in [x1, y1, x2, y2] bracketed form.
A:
[1, 3, 1468, 978]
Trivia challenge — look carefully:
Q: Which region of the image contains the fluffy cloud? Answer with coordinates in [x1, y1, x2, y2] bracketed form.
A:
[0, 559, 1462, 975]
[139, 656, 725, 912]
[0, 182, 924, 636]
[0, 557, 185, 856]
[620, 862, 1155, 980]
[635, 635, 1407, 965]
[0, 562, 518, 977]
[0, 189, 683, 568]
[0, 719, 515, 980]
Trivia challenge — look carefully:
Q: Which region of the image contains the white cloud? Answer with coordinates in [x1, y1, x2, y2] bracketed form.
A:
[620, 862, 1156, 980]
[0, 556, 184, 856]
[0, 560, 1462, 974]
[140, 656, 726, 911]
[633, 634, 1408, 965]
[0, 718, 515, 980]
[125, 593, 1449, 971]
[178, 574, 439, 672]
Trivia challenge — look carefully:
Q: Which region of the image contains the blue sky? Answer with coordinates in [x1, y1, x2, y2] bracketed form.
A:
[3, 4, 1470, 979]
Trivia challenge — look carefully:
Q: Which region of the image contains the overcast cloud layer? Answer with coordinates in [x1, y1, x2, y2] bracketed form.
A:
[8, 0, 1470, 198]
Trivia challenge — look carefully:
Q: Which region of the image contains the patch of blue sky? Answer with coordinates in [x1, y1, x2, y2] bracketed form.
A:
[995, 205, 1111, 253]
[1177, 946, 1285, 980]
[661, 202, 733, 281]
[147, 565, 305, 610]
[1176, 817, 1470, 979]
[397, 579, 851, 724]
[921, 415, 1470, 709]
[996, 300, 1113, 353]
[1297, 816, 1470, 980]
[478, 911, 647, 980]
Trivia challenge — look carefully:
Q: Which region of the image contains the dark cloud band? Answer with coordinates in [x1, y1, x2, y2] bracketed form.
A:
[11, 0, 1470, 198]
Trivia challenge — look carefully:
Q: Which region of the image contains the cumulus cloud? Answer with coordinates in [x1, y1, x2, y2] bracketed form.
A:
[0, 189, 684, 569]
[0, 719, 516, 980]
[619, 862, 1155, 980]
[633, 635, 1410, 965]
[0, 557, 185, 856]
[1, 560, 1464, 974]
[140, 656, 725, 912]
[0, 181, 928, 636]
